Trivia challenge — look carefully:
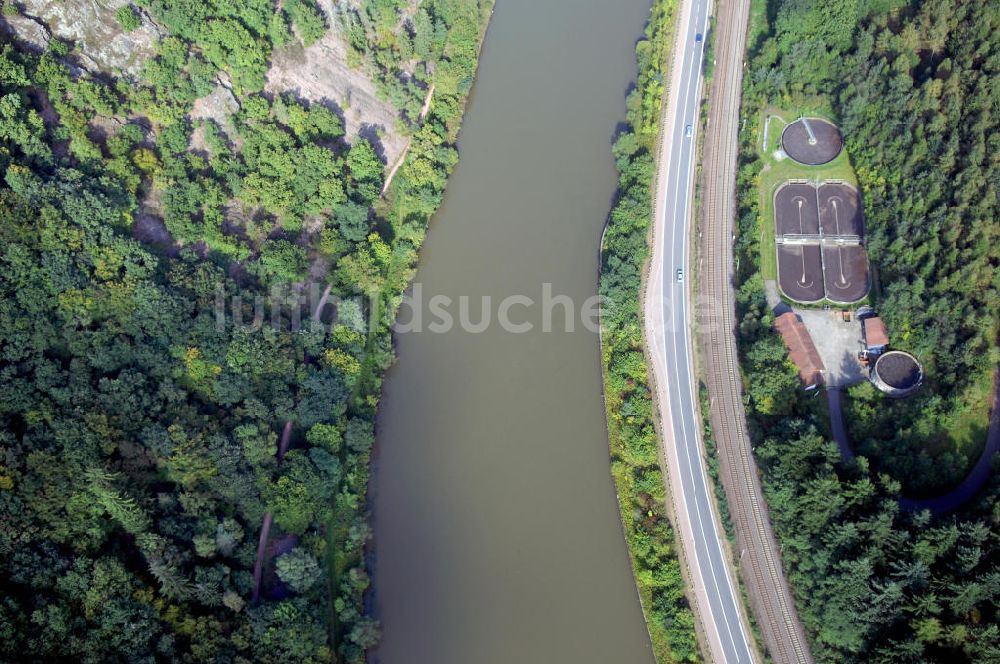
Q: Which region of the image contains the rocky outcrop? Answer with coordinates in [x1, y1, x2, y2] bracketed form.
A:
[265, 29, 407, 166]
[190, 80, 241, 133]
[3, 0, 162, 76]
[2, 0, 407, 164]
[2, 13, 49, 51]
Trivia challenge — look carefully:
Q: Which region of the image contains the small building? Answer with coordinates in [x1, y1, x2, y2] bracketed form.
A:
[872, 350, 923, 398]
[862, 316, 889, 354]
[774, 311, 825, 389]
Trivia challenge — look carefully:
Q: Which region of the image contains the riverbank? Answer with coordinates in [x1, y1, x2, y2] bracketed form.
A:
[324, 3, 497, 659]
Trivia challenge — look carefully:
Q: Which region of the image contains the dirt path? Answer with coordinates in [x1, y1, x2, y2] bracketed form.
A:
[250, 512, 274, 604]
[312, 283, 333, 323]
[252, 285, 333, 603]
[381, 84, 435, 195]
[418, 83, 435, 121]
[252, 421, 295, 603]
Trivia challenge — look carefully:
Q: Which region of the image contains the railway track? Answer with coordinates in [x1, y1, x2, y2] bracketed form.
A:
[697, 0, 813, 662]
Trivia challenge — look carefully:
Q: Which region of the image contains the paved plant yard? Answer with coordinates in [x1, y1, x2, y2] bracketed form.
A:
[796, 309, 866, 387]
[781, 118, 843, 165]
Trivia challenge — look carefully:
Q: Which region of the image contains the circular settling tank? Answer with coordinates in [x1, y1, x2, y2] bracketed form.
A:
[873, 350, 923, 398]
[781, 117, 843, 165]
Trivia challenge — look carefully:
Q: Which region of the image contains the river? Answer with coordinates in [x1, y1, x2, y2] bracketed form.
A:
[370, 1, 655, 662]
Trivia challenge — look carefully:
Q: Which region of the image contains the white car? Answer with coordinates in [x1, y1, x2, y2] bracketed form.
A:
[685, 124, 693, 138]
[676, 269, 684, 283]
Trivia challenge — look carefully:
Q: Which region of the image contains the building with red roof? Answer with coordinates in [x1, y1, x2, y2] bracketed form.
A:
[774, 311, 825, 389]
[863, 316, 889, 353]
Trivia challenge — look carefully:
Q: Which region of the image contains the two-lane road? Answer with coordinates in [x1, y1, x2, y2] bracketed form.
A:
[644, 0, 756, 661]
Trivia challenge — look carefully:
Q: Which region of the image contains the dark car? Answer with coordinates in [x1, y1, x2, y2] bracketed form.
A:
[695, 33, 703, 43]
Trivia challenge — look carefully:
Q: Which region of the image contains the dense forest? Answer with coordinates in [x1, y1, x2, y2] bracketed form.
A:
[600, 0, 702, 661]
[734, 0, 1000, 661]
[0, 0, 492, 661]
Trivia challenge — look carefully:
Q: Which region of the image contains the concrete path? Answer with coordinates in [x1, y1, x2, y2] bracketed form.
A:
[826, 389, 854, 463]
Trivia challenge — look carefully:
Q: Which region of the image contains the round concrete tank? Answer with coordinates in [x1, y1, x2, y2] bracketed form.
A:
[872, 350, 923, 398]
[781, 117, 843, 165]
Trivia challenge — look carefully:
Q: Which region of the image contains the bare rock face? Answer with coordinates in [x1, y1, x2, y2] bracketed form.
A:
[191, 82, 240, 127]
[8, 0, 161, 76]
[265, 30, 407, 166]
[2, 14, 50, 51]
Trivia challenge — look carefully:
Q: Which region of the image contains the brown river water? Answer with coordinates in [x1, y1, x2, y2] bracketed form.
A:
[371, 1, 656, 662]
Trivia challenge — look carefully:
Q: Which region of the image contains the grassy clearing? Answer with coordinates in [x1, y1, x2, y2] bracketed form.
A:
[746, 0, 769, 54]
[940, 370, 994, 467]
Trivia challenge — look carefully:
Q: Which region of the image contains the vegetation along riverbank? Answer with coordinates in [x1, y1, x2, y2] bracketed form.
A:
[600, 0, 703, 661]
[0, 0, 492, 661]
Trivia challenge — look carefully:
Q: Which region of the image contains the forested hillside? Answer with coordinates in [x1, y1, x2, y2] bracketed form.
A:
[0, 1, 492, 661]
[734, 0, 1000, 661]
